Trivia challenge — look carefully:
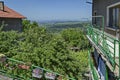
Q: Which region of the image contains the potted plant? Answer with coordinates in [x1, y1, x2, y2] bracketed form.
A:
[45, 72, 56, 80]
[32, 68, 43, 79]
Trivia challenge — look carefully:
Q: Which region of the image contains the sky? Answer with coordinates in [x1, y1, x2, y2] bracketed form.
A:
[2, 0, 92, 21]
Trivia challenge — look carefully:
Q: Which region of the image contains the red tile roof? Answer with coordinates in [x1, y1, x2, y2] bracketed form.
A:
[0, 6, 25, 19]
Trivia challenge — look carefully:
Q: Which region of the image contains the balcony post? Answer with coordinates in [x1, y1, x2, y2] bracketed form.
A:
[115, 23, 120, 79]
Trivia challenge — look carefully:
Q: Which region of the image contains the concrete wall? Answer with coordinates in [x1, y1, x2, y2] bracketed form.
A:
[0, 18, 22, 32]
[93, 0, 120, 37]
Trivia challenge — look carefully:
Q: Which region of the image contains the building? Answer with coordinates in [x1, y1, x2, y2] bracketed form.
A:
[0, 1, 25, 31]
[87, 0, 120, 80]
[92, 0, 120, 38]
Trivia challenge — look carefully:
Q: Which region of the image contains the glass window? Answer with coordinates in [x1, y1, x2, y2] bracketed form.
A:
[109, 7, 120, 28]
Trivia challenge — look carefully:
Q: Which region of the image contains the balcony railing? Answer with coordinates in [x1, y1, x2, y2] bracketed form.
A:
[0, 57, 75, 80]
[88, 50, 99, 80]
[87, 25, 120, 78]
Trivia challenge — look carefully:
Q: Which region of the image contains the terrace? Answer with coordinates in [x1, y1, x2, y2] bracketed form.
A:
[87, 16, 120, 80]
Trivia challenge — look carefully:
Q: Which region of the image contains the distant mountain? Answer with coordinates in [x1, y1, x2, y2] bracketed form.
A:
[37, 20, 83, 24]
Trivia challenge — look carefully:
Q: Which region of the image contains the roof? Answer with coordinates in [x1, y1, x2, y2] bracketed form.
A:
[0, 6, 25, 19]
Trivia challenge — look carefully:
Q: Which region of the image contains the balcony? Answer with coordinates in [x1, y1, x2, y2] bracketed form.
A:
[86, 24, 120, 79]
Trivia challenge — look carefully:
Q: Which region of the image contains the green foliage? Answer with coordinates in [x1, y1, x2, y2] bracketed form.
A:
[61, 28, 89, 49]
[0, 21, 8, 31]
[0, 20, 89, 79]
[22, 20, 39, 31]
[0, 31, 19, 54]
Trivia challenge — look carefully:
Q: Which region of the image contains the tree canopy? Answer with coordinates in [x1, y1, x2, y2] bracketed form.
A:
[0, 20, 89, 79]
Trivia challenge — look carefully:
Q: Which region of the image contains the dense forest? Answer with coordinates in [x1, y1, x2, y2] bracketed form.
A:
[0, 20, 89, 79]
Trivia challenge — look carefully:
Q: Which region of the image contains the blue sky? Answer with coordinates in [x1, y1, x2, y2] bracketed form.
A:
[3, 0, 92, 21]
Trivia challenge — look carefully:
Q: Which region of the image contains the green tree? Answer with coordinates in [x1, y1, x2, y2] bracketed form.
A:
[61, 28, 89, 50]
[0, 20, 89, 79]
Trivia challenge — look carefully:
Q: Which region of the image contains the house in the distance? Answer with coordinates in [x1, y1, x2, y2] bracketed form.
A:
[0, 1, 25, 31]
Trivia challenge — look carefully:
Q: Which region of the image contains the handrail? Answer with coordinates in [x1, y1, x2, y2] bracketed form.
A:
[87, 25, 120, 78]
[0, 58, 75, 80]
[88, 50, 99, 80]
[92, 16, 104, 32]
[119, 42, 120, 78]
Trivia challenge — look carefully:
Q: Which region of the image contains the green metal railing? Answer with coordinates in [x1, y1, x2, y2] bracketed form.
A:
[88, 50, 99, 80]
[87, 25, 120, 78]
[0, 58, 75, 80]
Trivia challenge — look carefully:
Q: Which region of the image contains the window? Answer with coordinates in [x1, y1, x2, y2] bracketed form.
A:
[108, 6, 120, 28]
[112, 8, 119, 28]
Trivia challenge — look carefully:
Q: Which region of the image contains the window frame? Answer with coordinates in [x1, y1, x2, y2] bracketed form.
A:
[107, 2, 120, 28]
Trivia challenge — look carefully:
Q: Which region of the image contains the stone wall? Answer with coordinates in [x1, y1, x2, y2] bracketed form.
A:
[0, 18, 22, 32]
